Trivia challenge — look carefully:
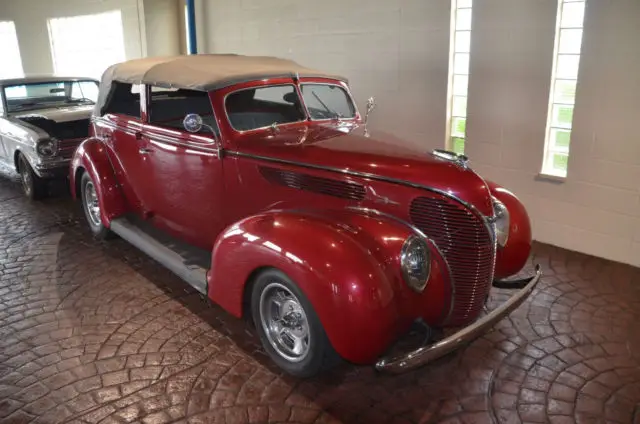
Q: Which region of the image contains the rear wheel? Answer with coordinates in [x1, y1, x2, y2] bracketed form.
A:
[251, 269, 339, 377]
[80, 172, 112, 240]
[18, 154, 47, 200]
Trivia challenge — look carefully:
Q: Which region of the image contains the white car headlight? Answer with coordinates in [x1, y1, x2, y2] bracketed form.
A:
[36, 138, 59, 158]
[492, 197, 510, 248]
[401, 235, 431, 292]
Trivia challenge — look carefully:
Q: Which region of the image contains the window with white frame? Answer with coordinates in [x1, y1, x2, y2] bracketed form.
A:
[48, 10, 126, 80]
[542, 0, 586, 177]
[447, 0, 473, 154]
[0, 21, 24, 79]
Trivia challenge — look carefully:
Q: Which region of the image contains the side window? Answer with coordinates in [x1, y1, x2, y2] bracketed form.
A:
[148, 86, 218, 135]
[103, 82, 141, 118]
[225, 85, 305, 131]
[0, 92, 4, 116]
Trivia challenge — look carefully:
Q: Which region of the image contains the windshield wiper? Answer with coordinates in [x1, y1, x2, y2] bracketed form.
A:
[312, 92, 341, 120]
[65, 98, 94, 104]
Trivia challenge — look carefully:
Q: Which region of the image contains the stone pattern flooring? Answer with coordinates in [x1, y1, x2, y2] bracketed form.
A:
[0, 166, 639, 424]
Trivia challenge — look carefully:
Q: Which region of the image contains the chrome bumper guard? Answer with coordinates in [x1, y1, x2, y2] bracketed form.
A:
[375, 264, 542, 373]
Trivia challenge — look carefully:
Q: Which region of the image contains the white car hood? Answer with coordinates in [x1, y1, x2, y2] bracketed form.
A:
[14, 105, 94, 123]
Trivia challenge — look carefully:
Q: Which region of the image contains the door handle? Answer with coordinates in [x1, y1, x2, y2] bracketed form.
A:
[139, 147, 151, 155]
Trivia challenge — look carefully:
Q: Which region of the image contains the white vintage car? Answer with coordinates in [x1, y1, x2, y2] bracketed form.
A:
[0, 76, 99, 199]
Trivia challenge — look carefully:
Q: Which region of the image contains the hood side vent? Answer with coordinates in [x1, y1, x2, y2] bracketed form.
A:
[259, 166, 366, 201]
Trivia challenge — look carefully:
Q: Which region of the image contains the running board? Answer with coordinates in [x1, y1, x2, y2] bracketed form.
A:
[110, 217, 208, 296]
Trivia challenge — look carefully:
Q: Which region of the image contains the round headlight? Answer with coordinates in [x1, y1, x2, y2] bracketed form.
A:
[400, 235, 431, 292]
[492, 197, 510, 248]
[36, 138, 59, 158]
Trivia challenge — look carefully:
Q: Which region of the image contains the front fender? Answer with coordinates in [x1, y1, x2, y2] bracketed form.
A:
[488, 181, 532, 279]
[208, 209, 450, 364]
[70, 138, 127, 226]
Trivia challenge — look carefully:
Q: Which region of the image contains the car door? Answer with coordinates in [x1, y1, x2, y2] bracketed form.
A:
[94, 82, 152, 216]
[140, 86, 224, 250]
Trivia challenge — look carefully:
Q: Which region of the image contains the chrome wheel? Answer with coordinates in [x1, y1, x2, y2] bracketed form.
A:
[259, 282, 311, 362]
[84, 181, 101, 227]
[20, 163, 32, 196]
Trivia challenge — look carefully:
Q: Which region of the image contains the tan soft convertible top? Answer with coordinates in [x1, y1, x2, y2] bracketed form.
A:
[95, 54, 347, 115]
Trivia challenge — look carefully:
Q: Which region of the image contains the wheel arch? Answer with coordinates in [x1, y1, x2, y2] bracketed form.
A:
[487, 180, 532, 279]
[70, 138, 127, 226]
[241, 265, 273, 319]
[73, 166, 86, 199]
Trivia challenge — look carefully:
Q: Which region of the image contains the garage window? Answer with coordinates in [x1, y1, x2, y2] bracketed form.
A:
[447, 0, 473, 154]
[47, 10, 126, 79]
[0, 21, 24, 80]
[541, 0, 586, 178]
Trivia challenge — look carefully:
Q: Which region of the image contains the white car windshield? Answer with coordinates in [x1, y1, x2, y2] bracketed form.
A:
[4, 80, 99, 113]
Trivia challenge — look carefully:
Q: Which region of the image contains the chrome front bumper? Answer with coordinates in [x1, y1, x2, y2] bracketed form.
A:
[34, 158, 71, 178]
[375, 264, 542, 373]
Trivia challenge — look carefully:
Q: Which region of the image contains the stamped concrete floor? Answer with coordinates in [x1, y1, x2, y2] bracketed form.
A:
[0, 166, 639, 424]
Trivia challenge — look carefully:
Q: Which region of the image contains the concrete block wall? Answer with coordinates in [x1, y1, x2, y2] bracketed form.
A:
[466, 0, 640, 266]
[201, 0, 640, 267]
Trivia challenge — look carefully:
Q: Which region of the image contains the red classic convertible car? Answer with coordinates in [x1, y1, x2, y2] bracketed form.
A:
[70, 54, 541, 377]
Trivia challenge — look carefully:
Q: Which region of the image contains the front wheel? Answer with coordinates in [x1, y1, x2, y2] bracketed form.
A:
[18, 154, 48, 200]
[251, 269, 339, 377]
[80, 172, 112, 240]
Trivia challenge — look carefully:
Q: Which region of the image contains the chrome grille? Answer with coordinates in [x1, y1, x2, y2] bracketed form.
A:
[259, 166, 366, 201]
[410, 195, 495, 326]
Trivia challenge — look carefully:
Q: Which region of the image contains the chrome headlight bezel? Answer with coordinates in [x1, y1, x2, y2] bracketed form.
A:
[36, 138, 59, 158]
[492, 197, 510, 248]
[400, 235, 431, 292]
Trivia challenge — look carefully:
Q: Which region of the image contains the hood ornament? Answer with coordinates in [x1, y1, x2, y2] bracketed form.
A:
[432, 149, 469, 169]
[363, 97, 376, 138]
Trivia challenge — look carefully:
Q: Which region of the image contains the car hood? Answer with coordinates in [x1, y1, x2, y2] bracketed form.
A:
[12, 105, 94, 123]
[234, 123, 494, 216]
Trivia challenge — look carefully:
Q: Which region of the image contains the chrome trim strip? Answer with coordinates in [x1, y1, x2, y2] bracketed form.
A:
[93, 117, 220, 154]
[347, 206, 455, 322]
[375, 265, 542, 373]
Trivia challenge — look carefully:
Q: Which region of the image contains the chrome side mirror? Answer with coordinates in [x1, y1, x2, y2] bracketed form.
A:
[183, 113, 204, 133]
[364, 97, 376, 137]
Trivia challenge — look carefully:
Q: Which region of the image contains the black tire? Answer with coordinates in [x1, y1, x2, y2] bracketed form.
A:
[80, 172, 112, 240]
[18, 154, 48, 200]
[251, 268, 340, 377]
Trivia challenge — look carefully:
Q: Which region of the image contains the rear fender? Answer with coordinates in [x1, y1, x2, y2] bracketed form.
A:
[208, 209, 446, 364]
[488, 181, 532, 279]
[70, 138, 127, 226]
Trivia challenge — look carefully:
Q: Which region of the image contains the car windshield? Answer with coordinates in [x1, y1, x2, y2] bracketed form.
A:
[300, 84, 356, 120]
[224, 83, 357, 132]
[4, 80, 99, 113]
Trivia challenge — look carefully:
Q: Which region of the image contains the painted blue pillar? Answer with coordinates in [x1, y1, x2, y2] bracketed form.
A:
[186, 0, 198, 54]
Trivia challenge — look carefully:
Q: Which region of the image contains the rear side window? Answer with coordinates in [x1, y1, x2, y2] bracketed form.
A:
[103, 82, 141, 118]
[225, 85, 305, 131]
[148, 86, 218, 134]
